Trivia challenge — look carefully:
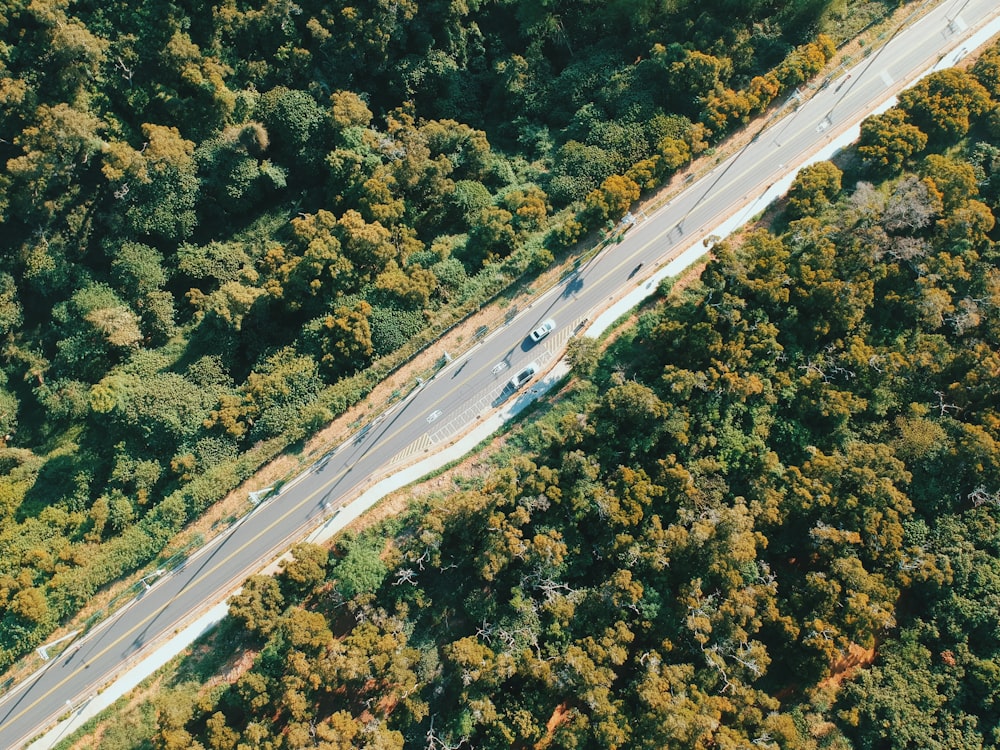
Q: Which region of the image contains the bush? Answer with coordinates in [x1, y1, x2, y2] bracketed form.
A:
[369, 306, 428, 357]
[526, 246, 555, 275]
[431, 257, 469, 302]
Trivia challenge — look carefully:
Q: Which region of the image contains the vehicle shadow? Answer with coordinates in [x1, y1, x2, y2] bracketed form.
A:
[491, 385, 515, 408]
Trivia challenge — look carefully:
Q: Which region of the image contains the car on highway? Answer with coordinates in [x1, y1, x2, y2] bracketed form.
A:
[509, 361, 539, 390]
[529, 318, 556, 342]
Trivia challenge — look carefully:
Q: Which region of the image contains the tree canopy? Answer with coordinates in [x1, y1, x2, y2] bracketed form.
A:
[0, 0, 860, 668]
[73, 41, 1000, 750]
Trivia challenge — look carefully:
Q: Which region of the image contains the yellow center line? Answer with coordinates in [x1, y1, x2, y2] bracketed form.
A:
[3, 209, 685, 739]
[0, 460, 355, 735]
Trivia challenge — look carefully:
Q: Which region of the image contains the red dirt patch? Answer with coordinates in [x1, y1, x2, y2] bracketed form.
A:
[532, 701, 571, 749]
[544, 701, 570, 734]
[818, 642, 877, 690]
[222, 647, 258, 684]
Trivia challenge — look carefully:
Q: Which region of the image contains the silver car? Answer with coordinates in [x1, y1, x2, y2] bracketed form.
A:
[509, 361, 539, 390]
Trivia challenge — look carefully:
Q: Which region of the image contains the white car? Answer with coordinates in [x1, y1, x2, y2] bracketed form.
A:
[509, 361, 539, 390]
[529, 318, 556, 343]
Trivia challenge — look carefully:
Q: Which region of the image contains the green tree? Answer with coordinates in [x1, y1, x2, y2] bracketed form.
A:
[331, 535, 388, 600]
[107, 492, 135, 532]
[430, 257, 468, 302]
[6, 103, 105, 216]
[10, 586, 49, 624]
[550, 141, 619, 204]
[857, 108, 928, 174]
[898, 68, 991, 142]
[177, 241, 254, 287]
[920, 154, 978, 211]
[52, 283, 141, 381]
[255, 86, 325, 162]
[786, 160, 842, 218]
[837, 628, 976, 750]
[280, 543, 329, 598]
[196, 135, 285, 215]
[110, 242, 168, 300]
[447, 180, 493, 230]
[199, 281, 267, 331]
[0, 273, 23, 337]
[121, 124, 199, 242]
[592, 380, 670, 462]
[583, 174, 640, 227]
[464, 206, 517, 266]
[971, 42, 1000, 98]
[302, 302, 374, 379]
[246, 350, 323, 440]
[0, 387, 19, 441]
[368, 306, 426, 356]
[565, 336, 601, 378]
[93, 370, 217, 453]
[229, 575, 286, 639]
[28, 5, 107, 102]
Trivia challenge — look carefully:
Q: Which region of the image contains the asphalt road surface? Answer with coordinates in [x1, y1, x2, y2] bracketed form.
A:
[2, 0, 997, 745]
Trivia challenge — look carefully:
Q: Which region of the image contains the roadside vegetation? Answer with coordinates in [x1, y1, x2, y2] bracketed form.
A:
[0, 0, 882, 668]
[51, 40, 1000, 750]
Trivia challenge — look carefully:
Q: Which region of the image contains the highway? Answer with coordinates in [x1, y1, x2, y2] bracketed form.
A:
[2, 0, 997, 745]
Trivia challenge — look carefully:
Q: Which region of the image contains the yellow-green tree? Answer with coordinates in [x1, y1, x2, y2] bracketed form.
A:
[858, 108, 928, 174]
[898, 68, 991, 142]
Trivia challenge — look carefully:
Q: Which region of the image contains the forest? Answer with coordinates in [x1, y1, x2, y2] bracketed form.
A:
[0, 0, 858, 667]
[51, 39, 1000, 750]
